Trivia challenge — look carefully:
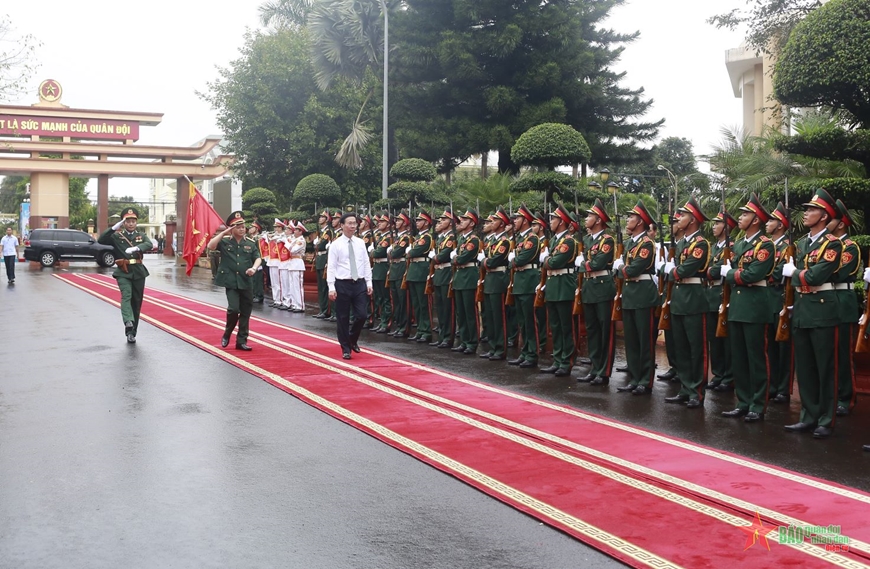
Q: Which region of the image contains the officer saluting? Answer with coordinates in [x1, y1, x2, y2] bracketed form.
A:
[208, 211, 263, 351]
[99, 207, 152, 344]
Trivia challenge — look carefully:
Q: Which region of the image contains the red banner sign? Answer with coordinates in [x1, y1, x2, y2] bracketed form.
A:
[0, 114, 140, 141]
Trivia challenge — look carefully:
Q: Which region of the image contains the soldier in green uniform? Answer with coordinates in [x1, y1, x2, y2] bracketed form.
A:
[248, 222, 265, 303]
[480, 207, 512, 360]
[830, 199, 861, 417]
[507, 204, 542, 368]
[313, 210, 333, 319]
[359, 214, 376, 327]
[706, 210, 737, 391]
[781, 188, 843, 438]
[208, 211, 263, 351]
[431, 209, 457, 348]
[540, 205, 579, 377]
[663, 197, 710, 408]
[478, 215, 496, 345]
[657, 214, 683, 383]
[576, 198, 617, 385]
[721, 194, 776, 422]
[451, 210, 482, 354]
[504, 218, 519, 350]
[406, 211, 435, 343]
[532, 211, 550, 357]
[766, 203, 794, 403]
[370, 213, 393, 333]
[613, 201, 658, 394]
[98, 207, 153, 344]
[388, 211, 412, 337]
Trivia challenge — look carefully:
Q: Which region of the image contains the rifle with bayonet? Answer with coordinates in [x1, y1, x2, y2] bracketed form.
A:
[716, 185, 731, 338]
[534, 201, 549, 308]
[400, 200, 413, 290]
[658, 199, 676, 330]
[447, 199, 458, 299]
[611, 190, 625, 322]
[776, 179, 795, 342]
[655, 211, 666, 317]
[572, 188, 585, 318]
[475, 199, 486, 304]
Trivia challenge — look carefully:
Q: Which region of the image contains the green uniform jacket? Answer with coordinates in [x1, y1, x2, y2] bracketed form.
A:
[579, 232, 616, 303]
[767, 236, 791, 314]
[214, 236, 262, 289]
[483, 232, 511, 294]
[832, 237, 861, 323]
[452, 232, 481, 291]
[433, 231, 456, 287]
[669, 232, 710, 316]
[389, 231, 412, 281]
[511, 230, 541, 295]
[314, 227, 332, 270]
[372, 230, 391, 281]
[544, 231, 578, 302]
[98, 228, 152, 279]
[791, 231, 843, 328]
[617, 234, 657, 310]
[724, 232, 776, 323]
[705, 239, 731, 312]
[406, 232, 434, 282]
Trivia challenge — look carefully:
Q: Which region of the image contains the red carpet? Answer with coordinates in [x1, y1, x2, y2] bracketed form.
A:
[59, 273, 870, 569]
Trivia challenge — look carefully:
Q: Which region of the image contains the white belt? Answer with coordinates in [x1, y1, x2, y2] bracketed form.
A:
[515, 264, 539, 272]
[488, 266, 507, 273]
[548, 268, 574, 276]
[435, 262, 451, 269]
[677, 277, 703, 284]
[627, 274, 653, 282]
[390, 259, 406, 263]
[410, 257, 427, 262]
[457, 262, 477, 268]
[833, 283, 853, 290]
[588, 270, 609, 278]
[747, 280, 767, 287]
[374, 258, 389, 263]
[316, 251, 328, 256]
[798, 283, 834, 293]
[711, 278, 724, 286]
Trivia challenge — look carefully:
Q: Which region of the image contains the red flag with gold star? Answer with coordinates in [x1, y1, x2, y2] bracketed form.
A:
[183, 182, 223, 276]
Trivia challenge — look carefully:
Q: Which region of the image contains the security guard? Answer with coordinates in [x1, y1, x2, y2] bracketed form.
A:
[507, 204, 542, 368]
[576, 198, 616, 385]
[663, 196, 710, 408]
[540, 205, 579, 376]
[406, 211, 435, 343]
[98, 207, 153, 343]
[766, 202, 793, 403]
[830, 199, 860, 417]
[613, 200, 658, 394]
[451, 209, 482, 354]
[781, 188, 843, 438]
[706, 209, 737, 391]
[208, 211, 263, 351]
[480, 207, 512, 360]
[313, 210, 333, 319]
[721, 193, 776, 422]
[370, 213, 393, 333]
[388, 211, 412, 337]
[431, 209, 457, 347]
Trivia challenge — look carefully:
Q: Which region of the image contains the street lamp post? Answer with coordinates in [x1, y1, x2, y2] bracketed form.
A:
[657, 164, 678, 207]
[380, 0, 389, 200]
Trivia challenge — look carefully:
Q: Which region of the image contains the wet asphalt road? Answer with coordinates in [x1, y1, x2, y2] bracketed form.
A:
[1, 257, 868, 569]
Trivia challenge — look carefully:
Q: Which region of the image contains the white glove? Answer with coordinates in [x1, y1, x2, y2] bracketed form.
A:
[655, 258, 664, 272]
[652, 275, 659, 287]
[612, 258, 625, 271]
[535, 284, 545, 292]
[663, 261, 675, 274]
[112, 220, 124, 231]
[864, 267, 870, 284]
[125, 246, 138, 254]
[859, 314, 866, 327]
[427, 250, 436, 260]
[313, 237, 319, 245]
[721, 259, 732, 272]
[257, 266, 263, 271]
[539, 250, 549, 264]
[386, 246, 393, 254]
[367, 244, 374, 253]
[782, 261, 797, 278]
[450, 250, 457, 260]
[325, 242, 330, 250]
[577, 253, 585, 265]
[507, 251, 515, 262]
[476, 252, 485, 262]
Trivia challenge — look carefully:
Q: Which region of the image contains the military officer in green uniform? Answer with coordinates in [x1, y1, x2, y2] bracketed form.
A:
[532, 211, 550, 357]
[480, 207, 512, 360]
[657, 214, 683, 383]
[431, 209, 457, 347]
[540, 205, 579, 377]
[98, 207, 153, 344]
[208, 211, 263, 351]
[388, 211, 412, 337]
[576, 198, 616, 385]
[478, 215, 496, 345]
[720, 194, 776, 422]
[370, 213, 393, 333]
[451, 210, 482, 354]
[313, 210, 333, 319]
[766, 202, 793, 403]
[358, 214, 376, 327]
[706, 210, 737, 391]
[781, 188, 843, 438]
[613, 200, 658, 394]
[248, 222, 266, 303]
[663, 197, 710, 408]
[830, 199, 861, 417]
[406, 211, 435, 343]
[507, 204, 542, 368]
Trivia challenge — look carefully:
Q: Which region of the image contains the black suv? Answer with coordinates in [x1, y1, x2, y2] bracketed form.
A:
[24, 229, 116, 268]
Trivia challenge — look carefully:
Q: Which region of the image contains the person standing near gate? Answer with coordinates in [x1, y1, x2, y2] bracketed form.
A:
[1, 227, 19, 284]
[209, 211, 262, 351]
[98, 208, 153, 344]
[327, 213, 373, 359]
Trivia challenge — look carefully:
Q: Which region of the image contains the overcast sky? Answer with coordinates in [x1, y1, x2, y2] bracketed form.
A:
[3, 0, 747, 201]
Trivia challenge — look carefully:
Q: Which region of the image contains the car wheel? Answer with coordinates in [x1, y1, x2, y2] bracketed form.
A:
[40, 250, 57, 267]
[98, 251, 115, 267]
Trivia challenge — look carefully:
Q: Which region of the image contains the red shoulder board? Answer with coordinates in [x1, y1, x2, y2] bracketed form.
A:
[756, 249, 770, 262]
[695, 235, 705, 242]
[824, 249, 837, 261]
[845, 239, 854, 246]
[826, 234, 837, 241]
[692, 248, 704, 258]
[759, 236, 770, 242]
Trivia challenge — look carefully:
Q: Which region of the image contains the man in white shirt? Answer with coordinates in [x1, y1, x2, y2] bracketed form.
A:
[327, 213, 374, 359]
[1, 228, 19, 284]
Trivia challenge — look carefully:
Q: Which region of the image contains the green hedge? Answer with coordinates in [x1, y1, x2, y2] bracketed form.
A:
[511, 123, 591, 168]
[294, 174, 341, 207]
[390, 158, 437, 182]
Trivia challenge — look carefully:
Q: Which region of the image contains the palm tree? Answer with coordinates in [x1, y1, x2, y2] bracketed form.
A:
[258, 0, 313, 29]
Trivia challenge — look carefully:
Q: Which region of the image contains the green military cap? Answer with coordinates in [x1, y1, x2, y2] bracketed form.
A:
[121, 207, 139, 220]
[738, 192, 770, 222]
[677, 195, 709, 223]
[835, 199, 854, 227]
[626, 200, 654, 227]
[586, 198, 611, 224]
[803, 188, 837, 219]
[712, 209, 738, 231]
[226, 211, 246, 226]
[770, 202, 790, 229]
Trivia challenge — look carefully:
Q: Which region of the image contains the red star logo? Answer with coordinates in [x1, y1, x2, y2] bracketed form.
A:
[739, 511, 775, 551]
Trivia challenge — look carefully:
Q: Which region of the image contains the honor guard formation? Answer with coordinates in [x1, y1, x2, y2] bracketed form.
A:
[213, 188, 867, 444]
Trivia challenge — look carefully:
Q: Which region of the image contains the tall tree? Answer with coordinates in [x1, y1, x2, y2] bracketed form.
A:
[708, 0, 821, 56]
[393, 0, 662, 174]
[0, 16, 40, 102]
